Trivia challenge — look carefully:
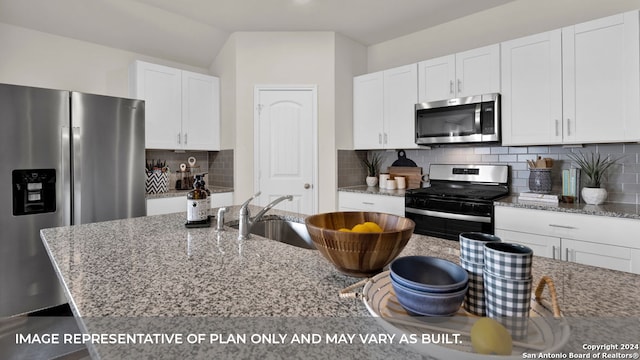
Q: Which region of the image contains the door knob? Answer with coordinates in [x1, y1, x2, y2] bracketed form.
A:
[304, 183, 311, 189]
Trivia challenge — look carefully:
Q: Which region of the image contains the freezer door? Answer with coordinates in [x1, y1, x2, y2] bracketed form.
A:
[0, 83, 67, 317]
[71, 92, 146, 224]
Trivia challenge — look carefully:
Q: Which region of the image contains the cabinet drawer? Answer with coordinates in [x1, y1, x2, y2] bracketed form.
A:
[495, 206, 640, 249]
[338, 192, 404, 216]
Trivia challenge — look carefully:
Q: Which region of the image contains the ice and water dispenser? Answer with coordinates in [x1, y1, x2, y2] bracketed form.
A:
[12, 169, 56, 215]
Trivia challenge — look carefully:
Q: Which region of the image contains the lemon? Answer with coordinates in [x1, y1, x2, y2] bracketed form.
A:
[363, 221, 383, 232]
[470, 317, 512, 355]
[351, 224, 371, 233]
[338, 228, 351, 232]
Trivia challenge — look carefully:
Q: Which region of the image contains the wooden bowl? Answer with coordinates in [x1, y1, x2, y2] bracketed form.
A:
[305, 212, 415, 277]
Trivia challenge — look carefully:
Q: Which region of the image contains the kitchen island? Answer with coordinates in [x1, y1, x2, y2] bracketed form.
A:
[40, 206, 640, 359]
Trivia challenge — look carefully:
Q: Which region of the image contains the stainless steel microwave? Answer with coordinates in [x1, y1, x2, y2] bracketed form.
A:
[415, 93, 500, 145]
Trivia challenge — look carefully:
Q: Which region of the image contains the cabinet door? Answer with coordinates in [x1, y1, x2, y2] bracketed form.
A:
[417, 54, 455, 102]
[130, 61, 182, 149]
[562, 238, 636, 273]
[562, 11, 640, 143]
[455, 44, 501, 98]
[353, 71, 384, 149]
[210, 192, 233, 208]
[383, 64, 419, 149]
[501, 30, 563, 146]
[182, 71, 220, 150]
[495, 229, 560, 259]
[146, 197, 185, 216]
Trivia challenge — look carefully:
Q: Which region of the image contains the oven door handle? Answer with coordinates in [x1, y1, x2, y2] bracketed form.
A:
[406, 207, 492, 224]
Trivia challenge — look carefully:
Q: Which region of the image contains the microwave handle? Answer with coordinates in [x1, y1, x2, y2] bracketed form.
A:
[474, 103, 482, 133]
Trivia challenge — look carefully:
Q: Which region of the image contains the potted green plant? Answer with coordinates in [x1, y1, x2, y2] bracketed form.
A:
[566, 151, 622, 205]
[362, 152, 382, 187]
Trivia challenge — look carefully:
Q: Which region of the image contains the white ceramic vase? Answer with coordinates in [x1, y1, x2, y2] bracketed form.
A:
[366, 176, 378, 187]
[581, 187, 607, 205]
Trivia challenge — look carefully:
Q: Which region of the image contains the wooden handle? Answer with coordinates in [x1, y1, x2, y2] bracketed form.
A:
[339, 278, 370, 299]
[534, 276, 562, 318]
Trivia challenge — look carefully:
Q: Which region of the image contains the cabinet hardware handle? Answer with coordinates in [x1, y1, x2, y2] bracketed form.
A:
[566, 118, 571, 136]
[548, 224, 576, 229]
[362, 202, 375, 205]
[304, 183, 311, 189]
[383, 133, 388, 145]
[449, 80, 454, 94]
[457, 79, 462, 93]
[177, 133, 181, 144]
[378, 133, 382, 144]
[184, 133, 187, 144]
[555, 119, 559, 137]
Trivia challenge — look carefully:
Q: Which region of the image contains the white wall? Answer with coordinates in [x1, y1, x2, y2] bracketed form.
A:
[0, 22, 208, 97]
[215, 32, 336, 212]
[335, 34, 367, 150]
[367, 0, 640, 72]
[209, 33, 237, 152]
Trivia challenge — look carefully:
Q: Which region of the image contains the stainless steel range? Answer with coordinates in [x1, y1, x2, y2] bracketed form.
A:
[405, 164, 509, 240]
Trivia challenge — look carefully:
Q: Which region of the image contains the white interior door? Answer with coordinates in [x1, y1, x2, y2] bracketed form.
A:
[254, 86, 317, 215]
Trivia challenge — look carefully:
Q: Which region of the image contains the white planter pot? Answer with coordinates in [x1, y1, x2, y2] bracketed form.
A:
[366, 176, 378, 187]
[581, 187, 607, 205]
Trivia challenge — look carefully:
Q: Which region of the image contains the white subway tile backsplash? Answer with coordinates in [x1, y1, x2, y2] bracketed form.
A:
[346, 143, 640, 205]
[498, 154, 518, 162]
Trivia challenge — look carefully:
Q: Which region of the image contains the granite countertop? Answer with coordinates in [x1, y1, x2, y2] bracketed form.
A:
[146, 186, 234, 200]
[338, 185, 407, 197]
[495, 195, 640, 219]
[40, 207, 640, 359]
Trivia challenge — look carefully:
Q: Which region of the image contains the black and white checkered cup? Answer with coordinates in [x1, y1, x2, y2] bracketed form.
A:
[459, 232, 501, 264]
[483, 269, 532, 339]
[459, 257, 486, 316]
[483, 242, 533, 280]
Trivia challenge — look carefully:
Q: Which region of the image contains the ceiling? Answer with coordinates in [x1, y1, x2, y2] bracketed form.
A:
[0, 0, 514, 69]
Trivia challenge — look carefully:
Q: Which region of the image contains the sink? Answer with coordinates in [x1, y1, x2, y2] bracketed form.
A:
[230, 219, 316, 250]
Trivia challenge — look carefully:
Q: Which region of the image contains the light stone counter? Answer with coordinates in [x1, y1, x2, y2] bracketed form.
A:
[495, 195, 640, 219]
[338, 185, 407, 197]
[40, 207, 640, 359]
[145, 186, 234, 200]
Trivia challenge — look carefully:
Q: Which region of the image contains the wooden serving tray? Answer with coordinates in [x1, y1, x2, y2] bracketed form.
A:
[356, 271, 570, 360]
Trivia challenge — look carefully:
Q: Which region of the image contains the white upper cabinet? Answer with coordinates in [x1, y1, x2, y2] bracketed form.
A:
[130, 61, 221, 150]
[130, 61, 182, 149]
[562, 11, 640, 144]
[353, 71, 384, 149]
[418, 44, 500, 102]
[502, 11, 640, 146]
[181, 71, 220, 150]
[353, 63, 418, 150]
[501, 30, 563, 145]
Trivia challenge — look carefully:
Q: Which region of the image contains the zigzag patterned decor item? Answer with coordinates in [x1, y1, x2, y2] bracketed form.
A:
[146, 171, 169, 194]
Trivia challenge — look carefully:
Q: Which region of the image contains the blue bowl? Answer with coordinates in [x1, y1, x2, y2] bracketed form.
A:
[391, 279, 467, 316]
[390, 256, 469, 293]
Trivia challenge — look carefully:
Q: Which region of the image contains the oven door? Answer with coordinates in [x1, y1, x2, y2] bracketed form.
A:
[405, 207, 494, 241]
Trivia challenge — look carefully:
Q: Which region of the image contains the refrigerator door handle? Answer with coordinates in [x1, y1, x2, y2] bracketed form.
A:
[72, 126, 82, 225]
[61, 126, 72, 226]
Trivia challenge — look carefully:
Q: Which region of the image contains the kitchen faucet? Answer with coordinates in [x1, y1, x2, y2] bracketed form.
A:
[238, 191, 293, 240]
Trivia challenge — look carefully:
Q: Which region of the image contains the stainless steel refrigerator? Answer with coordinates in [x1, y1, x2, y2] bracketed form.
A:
[0, 83, 146, 317]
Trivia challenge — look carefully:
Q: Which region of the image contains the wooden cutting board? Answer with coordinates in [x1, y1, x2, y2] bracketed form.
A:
[388, 166, 423, 189]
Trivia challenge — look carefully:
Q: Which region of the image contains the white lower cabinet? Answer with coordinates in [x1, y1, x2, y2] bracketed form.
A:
[495, 206, 640, 274]
[338, 192, 404, 217]
[147, 192, 234, 216]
